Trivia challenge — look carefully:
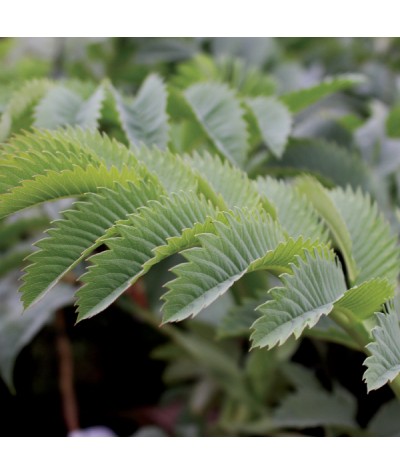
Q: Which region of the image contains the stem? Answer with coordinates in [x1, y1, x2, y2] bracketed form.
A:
[117, 297, 263, 413]
[55, 311, 80, 433]
[389, 375, 400, 400]
[330, 310, 371, 350]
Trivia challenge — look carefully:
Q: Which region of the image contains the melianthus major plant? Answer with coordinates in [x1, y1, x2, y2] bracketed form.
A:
[2, 43, 400, 435]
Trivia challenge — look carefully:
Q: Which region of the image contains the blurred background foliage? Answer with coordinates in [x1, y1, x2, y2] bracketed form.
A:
[2, 37, 400, 436]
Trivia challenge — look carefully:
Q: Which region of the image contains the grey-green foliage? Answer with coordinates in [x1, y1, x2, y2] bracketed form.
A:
[113, 74, 170, 149]
[0, 62, 399, 400]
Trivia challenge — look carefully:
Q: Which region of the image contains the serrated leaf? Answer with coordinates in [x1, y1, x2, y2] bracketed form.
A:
[330, 187, 400, 286]
[0, 164, 140, 219]
[186, 151, 263, 210]
[113, 74, 169, 149]
[257, 176, 327, 242]
[0, 127, 136, 195]
[334, 278, 394, 320]
[184, 82, 248, 166]
[34, 84, 105, 130]
[76, 192, 217, 321]
[364, 305, 400, 392]
[21, 180, 161, 309]
[0, 79, 53, 141]
[133, 145, 199, 194]
[295, 177, 358, 284]
[162, 210, 318, 323]
[251, 247, 346, 349]
[281, 74, 365, 114]
[246, 97, 292, 158]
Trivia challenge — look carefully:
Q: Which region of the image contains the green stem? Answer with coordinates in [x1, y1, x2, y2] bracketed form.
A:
[389, 375, 400, 400]
[118, 297, 265, 416]
[330, 310, 371, 350]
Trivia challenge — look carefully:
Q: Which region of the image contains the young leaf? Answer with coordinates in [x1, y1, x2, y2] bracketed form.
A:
[0, 79, 53, 141]
[364, 305, 400, 392]
[329, 187, 400, 286]
[173, 55, 276, 97]
[184, 82, 248, 166]
[306, 177, 399, 289]
[280, 74, 365, 114]
[133, 145, 200, 194]
[186, 151, 263, 210]
[246, 97, 292, 158]
[113, 74, 169, 149]
[333, 278, 394, 321]
[34, 85, 105, 129]
[257, 176, 327, 242]
[251, 247, 347, 349]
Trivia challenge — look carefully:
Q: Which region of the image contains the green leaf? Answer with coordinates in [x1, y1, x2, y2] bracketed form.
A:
[186, 151, 263, 210]
[257, 176, 328, 242]
[270, 139, 372, 192]
[217, 293, 270, 339]
[0, 128, 110, 194]
[0, 79, 53, 141]
[162, 209, 317, 323]
[184, 82, 248, 166]
[113, 74, 169, 149]
[21, 179, 161, 309]
[295, 177, 357, 284]
[251, 247, 346, 349]
[34, 84, 105, 130]
[272, 385, 357, 430]
[334, 278, 394, 321]
[76, 191, 217, 321]
[173, 54, 276, 97]
[281, 74, 365, 114]
[246, 97, 292, 158]
[364, 305, 400, 392]
[329, 187, 400, 286]
[0, 164, 140, 219]
[133, 145, 200, 195]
